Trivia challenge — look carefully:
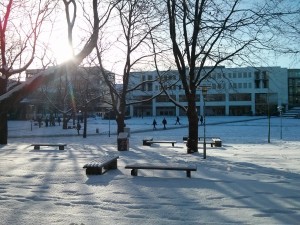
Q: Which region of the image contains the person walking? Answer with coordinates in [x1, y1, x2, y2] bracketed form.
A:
[152, 119, 157, 130]
[162, 117, 167, 129]
[199, 115, 203, 125]
[57, 117, 61, 126]
[45, 117, 49, 127]
[175, 116, 181, 125]
[76, 122, 81, 135]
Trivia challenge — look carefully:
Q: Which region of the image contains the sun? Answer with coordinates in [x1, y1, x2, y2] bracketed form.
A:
[52, 41, 74, 64]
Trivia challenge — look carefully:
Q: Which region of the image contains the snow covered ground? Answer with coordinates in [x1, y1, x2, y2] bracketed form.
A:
[1, 116, 300, 224]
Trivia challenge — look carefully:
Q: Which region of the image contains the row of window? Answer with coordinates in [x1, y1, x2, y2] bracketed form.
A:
[155, 93, 252, 102]
[141, 80, 270, 92]
[141, 70, 269, 82]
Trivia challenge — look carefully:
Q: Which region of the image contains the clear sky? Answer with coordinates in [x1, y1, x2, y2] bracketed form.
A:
[28, 0, 300, 73]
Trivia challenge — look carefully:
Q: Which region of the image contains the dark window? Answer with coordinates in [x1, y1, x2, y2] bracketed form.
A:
[229, 93, 251, 101]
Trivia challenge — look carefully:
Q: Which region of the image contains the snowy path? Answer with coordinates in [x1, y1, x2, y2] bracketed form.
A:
[1, 116, 299, 224]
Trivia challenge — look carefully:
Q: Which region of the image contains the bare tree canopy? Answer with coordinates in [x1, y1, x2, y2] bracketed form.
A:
[162, 0, 300, 153]
[0, 0, 103, 144]
[96, 0, 164, 134]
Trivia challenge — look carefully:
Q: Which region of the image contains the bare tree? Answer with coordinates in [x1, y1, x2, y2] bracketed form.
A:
[164, 0, 300, 153]
[96, 0, 163, 134]
[0, 0, 58, 144]
[0, 0, 102, 144]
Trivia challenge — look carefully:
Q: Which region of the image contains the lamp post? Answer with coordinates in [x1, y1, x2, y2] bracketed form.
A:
[200, 85, 211, 159]
[108, 110, 112, 137]
[29, 105, 34, 131]
[277, 106, 283, 139]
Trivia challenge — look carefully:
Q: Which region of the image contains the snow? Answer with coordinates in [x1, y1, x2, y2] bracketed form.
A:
[1, 116, 300, 224]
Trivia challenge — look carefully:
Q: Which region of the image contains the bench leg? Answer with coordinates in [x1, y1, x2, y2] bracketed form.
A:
[131, 169, 138, 176]
[59, 146, 64, 150]
[34, 145, 40, 150]
[186, 170, 191, 178]
[172, 143, 174, 147]
[104, 160, 118, 170]
[86, 167, 103, 175]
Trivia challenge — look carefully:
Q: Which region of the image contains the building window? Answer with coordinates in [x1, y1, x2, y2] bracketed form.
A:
[179, 95, 187, 102]
[208, 94, 225, 101]
[262, 71, 268, 80]
[147, 83, 152, 91]
[263, 80, 269, 88]
[229, 93, 251, 101]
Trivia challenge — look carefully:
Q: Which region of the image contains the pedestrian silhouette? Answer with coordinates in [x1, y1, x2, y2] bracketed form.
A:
[175, 116, 181, 125]
[57, 117, 61, 126]
[76, 122, 81, 135]
[152, 119, 157, 130]
[199, 115, 203, 125]
[162, 118, 167, 129]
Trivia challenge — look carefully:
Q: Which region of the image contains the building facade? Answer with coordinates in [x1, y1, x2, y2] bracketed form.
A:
[18, 67, 114, 120]
[288, 69, 300, 108]
[128, 66, 289, 117]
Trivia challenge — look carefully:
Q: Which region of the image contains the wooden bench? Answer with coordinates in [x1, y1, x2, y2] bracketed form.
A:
[143, 140, 177, 147]
[183, 136, 222, 147]
[83, 155, 119, 175]
[125, 163, 197, 178]
[198, 141, 215, 147]
[31, 143, 67, 150]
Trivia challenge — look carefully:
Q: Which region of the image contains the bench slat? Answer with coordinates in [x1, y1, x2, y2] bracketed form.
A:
[83, 155, 119, 175]
[31, 144, 66, 146]
[125, 164, 196, 171]
[83, 156, 119, 168]
[143, 140, 176, 147]
[125, 163, 197, 178]
[31, 143, 67, 150]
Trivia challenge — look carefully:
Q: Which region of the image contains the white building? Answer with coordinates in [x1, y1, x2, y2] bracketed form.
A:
[128, 66, 288, 117]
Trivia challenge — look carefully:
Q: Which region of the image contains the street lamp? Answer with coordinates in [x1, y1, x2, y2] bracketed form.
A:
[277, 106, 283, 139]
[200, 85, 211, 159]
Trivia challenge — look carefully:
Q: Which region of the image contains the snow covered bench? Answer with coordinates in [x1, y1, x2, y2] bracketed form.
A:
[31, 143, 67, 150]
[143, 140, 177, 147]
[125, 163, 197, 178]
[83, 155, 119, 175]
[211, 138, 222, 147]
[183, 136, 222, 147]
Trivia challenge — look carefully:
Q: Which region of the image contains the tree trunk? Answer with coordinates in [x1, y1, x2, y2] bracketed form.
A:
[83, 108, 87, 138]
[63, 114, 68, 129]
[116, 113, 125, 135]
[186, 98, 199, 153]
[0, 111, 8, 145]
[0, 78, 8, 145]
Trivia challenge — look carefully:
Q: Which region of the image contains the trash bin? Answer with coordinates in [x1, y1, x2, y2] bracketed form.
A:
[213, 138, 222, 147]
[117, 132, 129, 151]
[124, 127, 130, 137]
